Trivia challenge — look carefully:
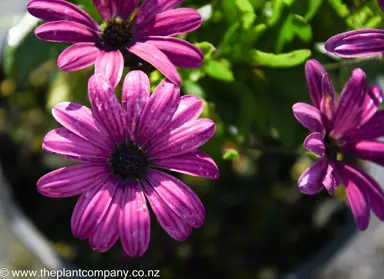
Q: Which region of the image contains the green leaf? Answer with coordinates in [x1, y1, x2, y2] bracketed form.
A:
[235, 0, 256, 28]
[327, 0, 349, 18]
[250, 49, 311, 67]
[276, 14, 312, 53]
[195, 42, 216, 61]
[304, 0, 324, 21]
[266, 0, 294, 26]
[205, 60, 235, 82]
[222, 149, 239, 160]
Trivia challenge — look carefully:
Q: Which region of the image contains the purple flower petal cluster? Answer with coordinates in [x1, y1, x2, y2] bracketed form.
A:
[325, 0, 384, 57]
[38, 72, 219, 256]
[28, 0, 204, 86]
[293, 59, 384, 230]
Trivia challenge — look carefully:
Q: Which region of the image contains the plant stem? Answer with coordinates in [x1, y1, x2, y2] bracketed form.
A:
[323, 56, 382, 71]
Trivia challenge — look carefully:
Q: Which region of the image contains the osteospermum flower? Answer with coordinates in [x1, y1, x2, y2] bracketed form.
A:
[37, 72, 218, 256]
[325, 0, 384, 58]
[293, 59, 384, 230]
[28, 0, 204, 86]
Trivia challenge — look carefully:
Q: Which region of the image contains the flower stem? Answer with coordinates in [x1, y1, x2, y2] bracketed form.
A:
[323, 56, 381, 71]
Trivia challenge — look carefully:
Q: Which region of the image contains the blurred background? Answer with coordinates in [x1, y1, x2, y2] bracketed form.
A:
[0, 0, 384, 278]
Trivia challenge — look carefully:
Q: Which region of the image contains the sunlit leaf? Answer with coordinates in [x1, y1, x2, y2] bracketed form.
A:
[222, 148, 239, 160]
[250, 49, 311, 67]
[206, 60, 235, 82]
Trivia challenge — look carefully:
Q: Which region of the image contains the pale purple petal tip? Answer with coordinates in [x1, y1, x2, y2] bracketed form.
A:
[142, 37, 204, 68]
[28, 0, 99, 30]
[339, 165, 370, 230]
[152, 150, 219, 179]
[71, 178, 117, 239]
[147, 119, 216, 160]
[142, 179, 192, 241]
[35, 21, 100, 43]
[323, 161, 340, 194]
[42, 128, 109, 163]
[88, 74, 126, 144]
[303, 132, 325, 156]
[135, 79, 180, 146]
[292, 103, 324, 133]
[119, 182, 150, 257]
[135, 8, 202, 37]
[128, 42, 181, 85]
[332, 68, 367, 137]
[146, 169, 205, 228]
[52, 102, 112, 150]
[37, 164, 109, 198]
[89, 186, 123, 252]
[325, 29, 384, 58]
[305, 59, 327, 108]
[298, 158, 326, 195]
[95, 50, 124, 88]
[57, 43, 100, 72]
[122, 70, 150, 140]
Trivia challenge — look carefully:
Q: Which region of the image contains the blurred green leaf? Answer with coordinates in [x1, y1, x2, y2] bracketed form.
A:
[250, 49, 311, 67]
[222, 149, 240, 160]
[327, 0, 349, 18]
[205, 60, 235, 82]
[235, 0, 256, 28]
[304, 0, 324, 21]
[276, 14, 312, 53]
[195, 42, 216, 61]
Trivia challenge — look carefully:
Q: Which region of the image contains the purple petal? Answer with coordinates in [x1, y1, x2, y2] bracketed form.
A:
[358, 85, 383, 127]
[92, 0, 115, 21]
[119, 182, 150, 257]
[303, 132, 325, 156]
[43, 128, 109, 163]
[355, 166, 384, 221]
[164, 95, 204, 132]
[142, 179, 192, 240]
[35, 21, 100, 43]
[135, 80, 179, 146]
[95, 50, 124, 88]
[332, 68, 367, 138]
[57, 42, 100, 71]
[339, 164, 370, 230]
[325, 29, 384, 57]
[343, 111, 384, 141]
[141, 37, 204, 68]
[323, 161, 340, 194]
[28, 0, 99, 30]
[37, 164, 110, 198]
[292, 103, 324, 133]
[118, 0, 140, 21]
[379, 0, 384, 14]
[128, 42, 181, 85]
[122, 70, 150, 141]
[89, 185, 123, 252]
[152, 150, 219, 179]
[298, 158, 327, 195]
[320, 74, 336, 129]
[52, 102, 113, 150]
[147, 119, 216, 160]
[145, 169, 205, 228]
[305, 59, 327, 108]
[133, 0, 183, 26]
[342, 140, 384, 167]
[88, 74, 126, 144]
[71, 178, 117, 239]
[135, 8, 202, 37]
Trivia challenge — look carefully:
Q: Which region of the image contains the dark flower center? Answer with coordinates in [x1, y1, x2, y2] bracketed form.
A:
[324, 135, 340, 160]
[101, 18, 132, 51]
[109, 141, 149, 182]
[100, 18, 155, 74]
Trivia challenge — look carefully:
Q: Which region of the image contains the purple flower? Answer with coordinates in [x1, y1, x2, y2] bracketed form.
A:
[28, 0, 204, 86]
[293, 59, 384, 230]
[325, 0, 384, 57]
[37, 72, 218, 256]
